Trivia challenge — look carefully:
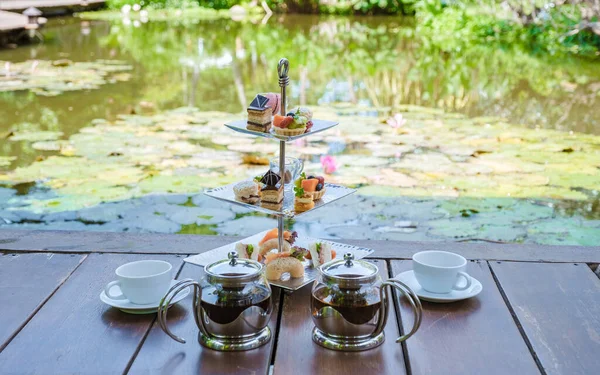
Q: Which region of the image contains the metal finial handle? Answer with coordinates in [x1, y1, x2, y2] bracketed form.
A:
[277, 58, 289, 116]
[344, 253, 354, 267]
[228, 251, 238, 265]
[277, 58, 289, 80]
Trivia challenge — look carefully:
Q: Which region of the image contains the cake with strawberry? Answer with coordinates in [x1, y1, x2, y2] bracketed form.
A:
[273, 106, 312, 136]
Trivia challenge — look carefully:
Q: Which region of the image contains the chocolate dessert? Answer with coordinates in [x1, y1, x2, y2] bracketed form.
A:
[260, 170, 283, 210]
[247, 94, 273, 133]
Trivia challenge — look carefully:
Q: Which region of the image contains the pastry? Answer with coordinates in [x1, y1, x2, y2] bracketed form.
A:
[294, 194, 314, 212]
[247, 94, 273, 132]
[294, 174, 315, 212]
[289, 106, 313, 133]
[233, 180, 260, 204]
[263, 92, 281, 115]
[289, 106, 313, 120]
[308, 242, 333, 267]
[235, 242, 258, 261]
[260, 239, 292, 254]
[295, 173, 326, 201]
[259, 228, 297, 255]
[265, 256, 305, 280]
[273, 108, 308, 136]
[259, 170, 283, 211]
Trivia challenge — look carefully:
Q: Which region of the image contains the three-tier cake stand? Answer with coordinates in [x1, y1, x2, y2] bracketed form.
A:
[184, 58, 374, 291]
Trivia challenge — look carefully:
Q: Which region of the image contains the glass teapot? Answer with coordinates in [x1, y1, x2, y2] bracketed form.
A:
[311, 253, 422, 351]
[157, 252, 273, 351]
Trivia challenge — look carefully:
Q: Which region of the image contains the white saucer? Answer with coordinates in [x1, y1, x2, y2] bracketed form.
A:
[100, 279, 190, 314]
[394, 270, 482, 303]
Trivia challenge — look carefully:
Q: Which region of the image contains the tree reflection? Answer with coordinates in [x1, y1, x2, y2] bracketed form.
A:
[100, 15, 600, 133]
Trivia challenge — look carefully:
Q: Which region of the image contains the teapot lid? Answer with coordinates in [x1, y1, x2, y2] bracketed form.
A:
[205, 252, 263, 285]
[320, 253, 378, 288]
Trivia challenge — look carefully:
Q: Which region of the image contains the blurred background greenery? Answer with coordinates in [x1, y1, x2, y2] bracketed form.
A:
[105, 0, 600, 58]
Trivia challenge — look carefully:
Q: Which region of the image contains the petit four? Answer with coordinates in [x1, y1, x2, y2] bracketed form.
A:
[290, 106, 313, 121]
[247, 94, 273, 132]
[308, 242, 334, 267]
[235, 242, 258, 261]
[296, 173, 326, 200]
[294, 177, 315, 212]
[263, 92, 281, 115]
[233, 180, 260, 204]
[290, 106, 313, 133]
[273, 107, 310, 136]
[294, 193, 314, 213]
[259, 170, 284, 210]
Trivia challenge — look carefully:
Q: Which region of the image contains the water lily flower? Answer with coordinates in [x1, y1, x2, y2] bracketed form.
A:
[387, 113, 406, 129]
[320, 155, 338, 174]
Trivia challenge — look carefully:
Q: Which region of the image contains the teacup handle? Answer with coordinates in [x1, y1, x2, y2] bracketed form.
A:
[104, 281, 127, 300]
[157, 279, 207, 344]
[453, 272, 472, 291]
[373, 280, 422, 343]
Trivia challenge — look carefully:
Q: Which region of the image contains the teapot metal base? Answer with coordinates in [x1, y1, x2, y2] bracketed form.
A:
[312, 328, 385, 351]
[199, 327, 271, 352]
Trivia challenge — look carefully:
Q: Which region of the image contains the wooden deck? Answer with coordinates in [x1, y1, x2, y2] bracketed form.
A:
[0, 9, 26, 31]
[0, 229, 599, 374]
[0, 0, 105, 12]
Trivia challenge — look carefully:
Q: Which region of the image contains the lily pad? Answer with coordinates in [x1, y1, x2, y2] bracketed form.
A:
[9, 131, 64, 142]
[0, 59, 133, 96]
[0, 157, 16, 167]
[427, 220, 480, 238]
[478, 225, 526, 242]
[31, 140, 71, 151]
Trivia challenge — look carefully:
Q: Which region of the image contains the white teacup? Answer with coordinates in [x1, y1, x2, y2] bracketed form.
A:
[104, 260, 172, 305]
[412, 251, 472, 294]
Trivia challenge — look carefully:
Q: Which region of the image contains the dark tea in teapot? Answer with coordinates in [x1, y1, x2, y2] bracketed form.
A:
[202, 284, 271, 325]
[312, 286, 380, 325]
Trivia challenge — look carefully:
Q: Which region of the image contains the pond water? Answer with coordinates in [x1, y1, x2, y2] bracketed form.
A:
[1, 14, 599, 246]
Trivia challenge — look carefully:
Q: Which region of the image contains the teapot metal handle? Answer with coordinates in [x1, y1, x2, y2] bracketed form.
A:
[157, 279, 209, 344]
[372, 279, 422, 343]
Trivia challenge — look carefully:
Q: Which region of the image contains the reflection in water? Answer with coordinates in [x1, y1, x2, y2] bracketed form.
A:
[1, 15, 599, 167]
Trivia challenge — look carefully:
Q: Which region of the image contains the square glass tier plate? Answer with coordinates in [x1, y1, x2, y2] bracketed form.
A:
[205, 182, 355, 218]
[184, 230, 375, 291]
[225, 119, 339, 141]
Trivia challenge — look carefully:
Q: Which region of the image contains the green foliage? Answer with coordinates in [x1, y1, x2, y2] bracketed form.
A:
[104, 0, 600, 57]
[107, 0, 239, 10]
[414, 0, 600, 58]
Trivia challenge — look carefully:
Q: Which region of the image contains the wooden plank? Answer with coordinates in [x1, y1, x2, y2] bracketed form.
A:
[0, 229, 235, 255]
[0, 253, 184, 374]
[273, 260, 407, 375]
[0, 10, 27, 31]
[2, 229, 600, 263]
[490, 262, 600, 375]
[0, 252, 85, 351]
[0, 0, 105, 12]
[390, 260, 540, 375]
[128, 263, 280, 374]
